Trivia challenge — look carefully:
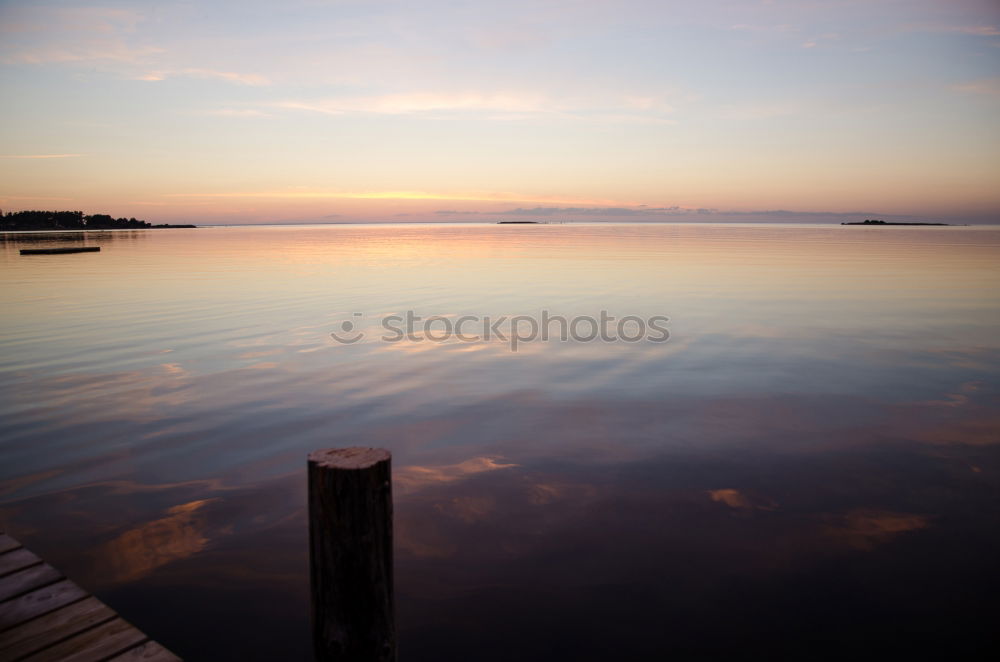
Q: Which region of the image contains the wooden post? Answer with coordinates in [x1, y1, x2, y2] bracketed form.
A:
[308, 448, 395, 662]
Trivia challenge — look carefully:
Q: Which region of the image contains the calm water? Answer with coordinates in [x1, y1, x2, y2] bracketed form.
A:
[1, 223, 999, 660]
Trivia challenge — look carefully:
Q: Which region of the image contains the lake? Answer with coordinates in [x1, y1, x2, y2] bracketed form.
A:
[1, 223, 999, 660]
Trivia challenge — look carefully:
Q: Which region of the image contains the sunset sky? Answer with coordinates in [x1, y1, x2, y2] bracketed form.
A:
[1, 0, 998, 224]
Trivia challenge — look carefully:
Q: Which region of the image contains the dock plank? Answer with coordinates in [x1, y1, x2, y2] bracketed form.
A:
[0, 535, 180, 660]
[0, 534, 21, 555]
[20, 616, 148, 662]
[0, 580, 88, 632]
[0, 563, 63, 603]
[108, 640, 183, 661]
[0, 548, 42, 578]
[0, 597, 116, 660]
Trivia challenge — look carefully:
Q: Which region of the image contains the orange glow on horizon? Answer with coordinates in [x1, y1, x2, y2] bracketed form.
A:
[161, 189, 639, 207]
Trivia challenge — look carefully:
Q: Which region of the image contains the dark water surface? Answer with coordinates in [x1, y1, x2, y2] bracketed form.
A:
[1, 223, 998, 659]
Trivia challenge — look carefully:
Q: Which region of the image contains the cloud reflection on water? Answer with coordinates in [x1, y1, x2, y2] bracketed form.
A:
[98, 498, 215, 582]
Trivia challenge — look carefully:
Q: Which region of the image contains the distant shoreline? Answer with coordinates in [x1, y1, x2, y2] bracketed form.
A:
[0, 225, 197, 234]
[0, 210, 196, 232]
[5, 220, 995, 232]
[841, 220, 955, 226]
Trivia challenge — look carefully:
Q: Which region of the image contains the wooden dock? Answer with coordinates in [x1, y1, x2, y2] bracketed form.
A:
[19, 247, 101, 255]
[0, 532, 180, 661]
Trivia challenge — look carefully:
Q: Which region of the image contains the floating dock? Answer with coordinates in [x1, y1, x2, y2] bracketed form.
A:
[0, 532, 180, 661]
[19, 247, 101, 255]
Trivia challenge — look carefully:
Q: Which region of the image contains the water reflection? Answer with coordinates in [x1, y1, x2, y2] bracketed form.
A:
[0, 229, 151, 254]
[823, 509, 930, 551]
[395, 457, 519, 495]
[99, 499, 215, 582]
[0, 224, 998, 660]
[706, 488, 777, 510]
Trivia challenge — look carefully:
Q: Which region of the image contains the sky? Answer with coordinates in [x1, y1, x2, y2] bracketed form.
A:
[0, 0, 998, 224]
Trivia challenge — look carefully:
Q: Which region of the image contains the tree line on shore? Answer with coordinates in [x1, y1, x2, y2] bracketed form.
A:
[1, 210, 153, 231]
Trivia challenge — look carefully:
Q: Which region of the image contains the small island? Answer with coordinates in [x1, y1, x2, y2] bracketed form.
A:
[1, 210, 196, 231]
[497, 220, 542, 224]
[841, 219, 952, 226]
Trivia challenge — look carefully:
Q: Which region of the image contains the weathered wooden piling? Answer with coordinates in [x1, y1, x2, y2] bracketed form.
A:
[308, 448, 395, 662]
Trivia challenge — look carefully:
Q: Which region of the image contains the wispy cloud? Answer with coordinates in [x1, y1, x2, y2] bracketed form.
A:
[2, 43, 164, 65]
[954, 25, 1000, 36]
[0, 6, 144, 36]
[904, 24, 1000, 37]
[0, 5, 158, 65]
[164, 190, 632, 205]
[0, 196, 74, 202]
[202, 108, 273, 118]
[731, 19, 853, 51]
[730, 24, 797, 33]
[277, 93, 554, 116]
[138, 68, 270, 86]
[0, 154, 82, 159]
[952, 78, 1000, 96]
[51, 7, 143, 34]
[495, 206, 714, 217]
[274, 91, 675, 122]
[716, 103, 800, 120]
[1, 5, 265, 87]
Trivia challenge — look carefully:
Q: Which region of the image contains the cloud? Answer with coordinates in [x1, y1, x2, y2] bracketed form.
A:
[905, 24, 1000, 37]
[730, 24, 797, 33]
[203, 108, 273, 118]
[0, 6, 144, 36]
[163, 189, 631, 206]
[717, 103, 800, 120]
[0, 5, 158, 66]
[3, 43, 165, 65]
[1, 6, 265, 87]
[52, 7, 144, 34]
[730, 24, 838, 50]
[276, 93, 548, 116]
[274, 91, 676, 122]
[958, 25, 1000, 36]
[952, 78, 1000, 96]
[497, 206, 715, 217]
[0, 196, 74, 204]
[0, 154, 82, 159]
[139, 68, 270, 86]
